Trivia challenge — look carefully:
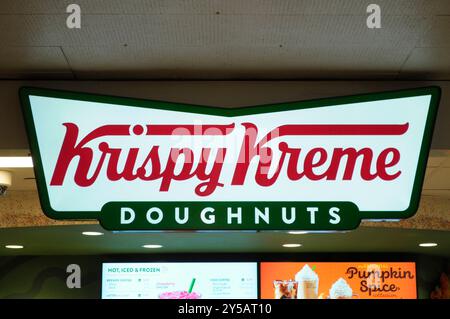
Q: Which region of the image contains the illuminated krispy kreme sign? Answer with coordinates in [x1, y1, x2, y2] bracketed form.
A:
[20, 87, 440, 230]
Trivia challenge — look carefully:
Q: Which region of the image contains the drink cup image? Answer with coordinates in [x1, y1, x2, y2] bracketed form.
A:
[273, 280, 298, 299]
[159, 278, 200, 299]
[295, 264, 319, 299]
[158, 291, 201, 299]
[329, 278, 353, 299]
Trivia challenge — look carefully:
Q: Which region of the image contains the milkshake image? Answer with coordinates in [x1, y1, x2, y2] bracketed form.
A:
[159, 278, 200, 299]
[295, 264, 319, 299]
[329, 278, 353, 299]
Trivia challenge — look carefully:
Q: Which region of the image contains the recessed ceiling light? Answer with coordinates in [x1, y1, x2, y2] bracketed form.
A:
[82, 231, 104, 236]
[288, 231, 308, 235]
[0, 157, 33, 168]
[142, 244, 163, 249]
[282, 243, 302, 248]
[419, 242, 438, 247]
[5, 245, 24, 249]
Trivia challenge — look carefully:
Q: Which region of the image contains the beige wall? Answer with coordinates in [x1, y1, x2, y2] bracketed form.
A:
[0, 190, 448, 231]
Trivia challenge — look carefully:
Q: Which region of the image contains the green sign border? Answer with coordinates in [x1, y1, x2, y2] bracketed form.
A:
[19, 86, 440, 230]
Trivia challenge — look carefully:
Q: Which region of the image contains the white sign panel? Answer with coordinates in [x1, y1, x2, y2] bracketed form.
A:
[101, 262, 257, 299]
[20, 87, 440, 230]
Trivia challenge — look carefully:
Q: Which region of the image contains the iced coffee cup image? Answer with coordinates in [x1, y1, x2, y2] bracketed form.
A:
[329, 278, 353, 299]
[273, 280, 298, 299]
[295, 264, 319, 299]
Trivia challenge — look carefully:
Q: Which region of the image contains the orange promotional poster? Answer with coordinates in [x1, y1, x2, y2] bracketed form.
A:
[260, 262, 417, 299]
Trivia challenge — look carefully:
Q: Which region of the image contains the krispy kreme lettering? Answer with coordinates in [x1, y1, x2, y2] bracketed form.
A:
[20, 87, 440, 230]
[50, 122, 406, 196]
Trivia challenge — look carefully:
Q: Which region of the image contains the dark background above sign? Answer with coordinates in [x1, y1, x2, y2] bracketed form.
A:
[1, 81, 449, 151]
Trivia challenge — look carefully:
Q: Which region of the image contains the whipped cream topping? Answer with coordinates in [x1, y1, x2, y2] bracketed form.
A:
[329, 278, 353, 299]
[295, 264, 319, 281]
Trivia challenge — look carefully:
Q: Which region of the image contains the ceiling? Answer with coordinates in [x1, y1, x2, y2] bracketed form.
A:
[0, 224, 448, 257]
[0, 0, 450, 80]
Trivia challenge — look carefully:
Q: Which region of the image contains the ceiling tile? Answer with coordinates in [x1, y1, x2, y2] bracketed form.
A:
[400, 47, 450, 79]
[62, 44, 407, 80]
[0, 10, 431, 47]
[432, 0, 450, 14]
[0, 0, 66, 14]
[418, 16, 450, 48]
[0, 0, 447, 80]
[0, 0, 441, 15]
[0, 46, 70, 72]
[0, 15, 127, 46]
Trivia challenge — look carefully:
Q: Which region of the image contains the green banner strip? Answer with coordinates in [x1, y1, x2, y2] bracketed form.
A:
[100, 201, 360, 231]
